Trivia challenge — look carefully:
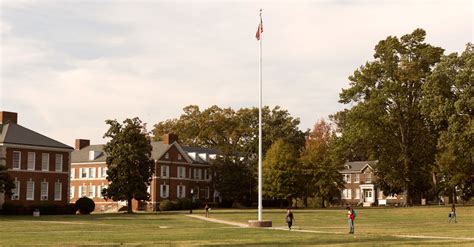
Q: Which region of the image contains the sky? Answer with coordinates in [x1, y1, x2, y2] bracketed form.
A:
[0, 0, 472, 147]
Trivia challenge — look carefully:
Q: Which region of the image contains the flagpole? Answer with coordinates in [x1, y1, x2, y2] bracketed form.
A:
[258, 8, 263, 222]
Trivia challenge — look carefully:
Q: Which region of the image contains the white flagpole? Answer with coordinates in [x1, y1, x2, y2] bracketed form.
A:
[258, 8, 263, 222]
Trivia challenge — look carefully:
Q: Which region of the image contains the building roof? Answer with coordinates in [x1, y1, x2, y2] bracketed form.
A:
[340, 160, 378, 173]
[71, 140, 218, 164]
[0, 122, 73, 150]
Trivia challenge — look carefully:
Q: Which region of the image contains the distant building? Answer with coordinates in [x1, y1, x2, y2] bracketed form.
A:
[70, 134, 217, 211]
[0, 111, 73, 209]
[340, 161, 403, 207]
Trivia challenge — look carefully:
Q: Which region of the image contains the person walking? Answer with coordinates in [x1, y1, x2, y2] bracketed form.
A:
[346, 206, 355, 234]
[448, 204, 457, 223]
[205, 203, 210, 218]
[286, 208, 294, 230]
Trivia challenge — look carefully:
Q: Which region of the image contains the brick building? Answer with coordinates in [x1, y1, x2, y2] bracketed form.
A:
[70, 134, 217, 211]
[340, 161, 403, 207]
[0, 111, 73, 209]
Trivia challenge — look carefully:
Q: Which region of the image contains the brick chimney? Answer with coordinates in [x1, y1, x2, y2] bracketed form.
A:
[0, 111, 18, 124]
[75, 139, 90, 150]
[162, 133, 178, 145]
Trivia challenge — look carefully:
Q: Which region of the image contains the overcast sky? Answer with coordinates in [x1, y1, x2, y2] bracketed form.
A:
[0, 0, 472, 147]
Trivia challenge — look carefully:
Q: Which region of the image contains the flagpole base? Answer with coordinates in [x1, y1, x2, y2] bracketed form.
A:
[248, 220, 272, 228]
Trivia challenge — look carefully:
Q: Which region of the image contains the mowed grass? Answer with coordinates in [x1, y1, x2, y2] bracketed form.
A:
[0, 206, 472, 246]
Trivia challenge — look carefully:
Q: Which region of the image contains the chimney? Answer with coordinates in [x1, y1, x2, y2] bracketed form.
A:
[0, 111, 18, 124]
[75, 139, 90, 150]
[162, 133, 178, 145]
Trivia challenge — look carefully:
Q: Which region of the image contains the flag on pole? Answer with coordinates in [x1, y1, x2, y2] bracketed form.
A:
[256, 18, 263, 40]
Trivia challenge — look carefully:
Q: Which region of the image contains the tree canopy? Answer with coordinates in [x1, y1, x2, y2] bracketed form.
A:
[102, 117, 155, 213]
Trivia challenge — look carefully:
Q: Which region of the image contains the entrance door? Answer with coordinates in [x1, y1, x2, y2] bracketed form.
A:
[364, 189, 373, 202]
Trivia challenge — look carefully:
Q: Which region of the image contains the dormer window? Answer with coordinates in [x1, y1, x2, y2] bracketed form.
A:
[165, 153, 169, 159]
[178, 154, 182, 160]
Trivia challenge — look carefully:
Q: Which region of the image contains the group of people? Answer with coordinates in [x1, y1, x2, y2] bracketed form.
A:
[284, 204, 457, 233]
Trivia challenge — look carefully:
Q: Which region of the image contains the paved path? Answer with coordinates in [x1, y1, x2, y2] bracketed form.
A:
[186, 215, 474, 241]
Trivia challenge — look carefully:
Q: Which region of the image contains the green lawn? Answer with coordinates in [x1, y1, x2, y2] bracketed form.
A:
[0, 206, 473, 246]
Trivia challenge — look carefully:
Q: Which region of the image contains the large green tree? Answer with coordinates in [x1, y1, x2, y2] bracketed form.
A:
[336, 29, 444, 206]
[300, 120, 344, 208]
[102, 117, 155, 213]
[262, 139, 302, 205]
[422, 43, 474, 202]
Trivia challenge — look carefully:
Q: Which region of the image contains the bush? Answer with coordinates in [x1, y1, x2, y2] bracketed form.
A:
[159, 200, 177, 211]
[176, 198, 193, 210]
[75, 197, 95, 214]
[0, 202, 77, 215]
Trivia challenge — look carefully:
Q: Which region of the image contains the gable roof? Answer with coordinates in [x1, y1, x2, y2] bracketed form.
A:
[0, 122, 73, 150]
[341, 160, 378, 173]
[71, 141, 218, 165]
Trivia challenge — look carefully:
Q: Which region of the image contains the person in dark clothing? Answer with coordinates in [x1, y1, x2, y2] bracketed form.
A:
[286, 208, 294, 230]
[448, 204, 457, 223]
[205, 203, 210, 218]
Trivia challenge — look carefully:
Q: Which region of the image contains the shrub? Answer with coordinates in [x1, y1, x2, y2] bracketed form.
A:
[176, 198, 193, 210]
[75, 197, 95, 214]
[159, 200, 177, 211]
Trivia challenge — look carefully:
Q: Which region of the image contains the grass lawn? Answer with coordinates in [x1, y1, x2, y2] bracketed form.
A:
[0, 206, 473, 246]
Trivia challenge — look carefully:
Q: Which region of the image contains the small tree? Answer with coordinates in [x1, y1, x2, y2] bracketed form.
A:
[0, 162, 15, 198]
[102, 117, 155, 214]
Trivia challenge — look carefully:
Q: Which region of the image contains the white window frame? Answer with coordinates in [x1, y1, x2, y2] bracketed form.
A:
[89, 167, 96, 178]
[41, 181, 48, 200]
[177, 185, 186, 198]
[42, 153, 49, 171]
[354, 174, 360, 183]
[27, 152, 36, 170]
[70, 168, 75, 179]
[178, 154, 182, 160]
[12, 179, 20, 200]
[343, 174, 351, 184]
[205, 186, 210, 199]
[27, 180, 35, 201]
[87, 184, 95, 198]
[342, 189, 352, 199]
[178, 166, 186, 178]
[80, 168, 88, 178]
[70, 186, 75, 199]
[365, 173, 372, 183]
[160, 184, 169, 198]
[355, 188, 360, 199]
[55, 154, 63, 172]
[165, 153, 169, 159]
[54, 181, 62, 201]
[79, 185, 84, 197]
[12, 151, 21, 170]
[161, 165, 169, 178]
[102, 167, 107, 178]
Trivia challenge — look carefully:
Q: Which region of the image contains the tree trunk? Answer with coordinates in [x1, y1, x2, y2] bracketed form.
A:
[321, 196, 326, 208]
[403, 184, 412, 207]
[303, 197, 308, 208]
[127, 197, 133, 214]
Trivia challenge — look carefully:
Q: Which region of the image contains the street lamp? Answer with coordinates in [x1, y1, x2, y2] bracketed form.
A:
[190, 189, 194, 214]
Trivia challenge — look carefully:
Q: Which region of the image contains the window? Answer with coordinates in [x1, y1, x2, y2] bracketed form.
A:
[27, 180, 34, 200]
[343, 174, 351, 183]
[54, 182, 62, 200]
[355, 188, 360, 199]
[89, 168, 96, 178]
[42, 153, 49, 171]
[178, 154, 182, 160]
[88, 185, 95, 198]
[365, 173, 372, 183]
[165, 153, 169, 159]
[12, 180, 20, 200]
[177, 185, 186, 198]
[12, 151, 21, 169]
[79, 186, 84, 197]
[194, 169, 202, 180]
[341, 189, 351, 199]
[55, 154, 63, 172]
[81, 168, 88, 178]
[354, 174, 360, 183]
[70, 186, 75, 199]
[99, 167, 107, 178]
[178, 167, 186, 178]
[189, 168, 192, 178]
[27, 152, 36, 170]
[160, 184, 169, 198]
[41, 181, 48, 200]
[204, 169, 210, 180]
[205, 187, 210, 199]
[161, 165, 169, 177]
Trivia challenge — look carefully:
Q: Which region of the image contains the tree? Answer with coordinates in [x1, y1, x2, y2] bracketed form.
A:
[102, 117, 155, 213]
[300, 120, 344, 208]
[210, 155, 254, 206]
[0, 163, 15, 198]
[422, 43, 474, 202]
[336, 29, 444, 206]
[262, 139, 302, 205]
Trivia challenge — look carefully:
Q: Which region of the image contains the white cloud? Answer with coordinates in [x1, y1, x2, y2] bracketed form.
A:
[0, 0, 472, 145]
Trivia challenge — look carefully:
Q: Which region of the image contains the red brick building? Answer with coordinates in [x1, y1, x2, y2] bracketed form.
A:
[70, 134, 217, 211]
[0, 111, 73, 209]
[340, 161, 403, 207]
